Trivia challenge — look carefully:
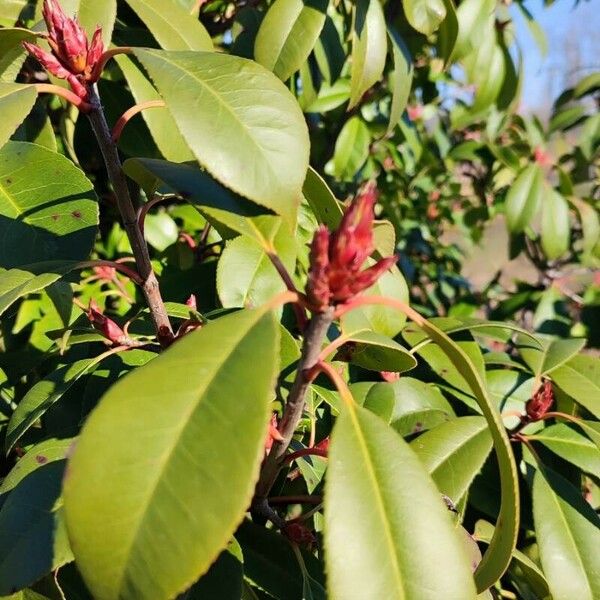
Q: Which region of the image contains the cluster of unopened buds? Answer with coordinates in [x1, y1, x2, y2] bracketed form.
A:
[23, 0, 104, 102]
[305, 183, 397, 313]
[525, 380, 554, 422]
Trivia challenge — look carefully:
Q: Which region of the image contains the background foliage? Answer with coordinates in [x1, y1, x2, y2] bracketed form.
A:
[0, 0, 599, 599]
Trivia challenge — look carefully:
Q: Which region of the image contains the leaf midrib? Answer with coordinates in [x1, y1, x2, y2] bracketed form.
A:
[112, 314, 267, 597]
[348, 407, 406, 599]
[141, 51, 281, 192]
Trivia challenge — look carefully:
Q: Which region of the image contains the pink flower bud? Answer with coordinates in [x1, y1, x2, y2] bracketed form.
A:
[87, 300, 127, 345]
[526, 381, 554, 421]
[93, 265, 116, 281]
[185, 294, 197, 310]
[24, 0, 105, 100]
[305, 183, 397, 311]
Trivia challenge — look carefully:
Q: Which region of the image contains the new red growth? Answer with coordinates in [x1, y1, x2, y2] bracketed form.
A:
[23, 0, 104, 100]
[526, 381, 554, 421]
[305, 183, 396, 312]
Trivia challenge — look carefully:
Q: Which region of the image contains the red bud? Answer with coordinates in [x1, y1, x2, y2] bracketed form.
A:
[87, 300, 127, 345]
[283, 522, 316, 546]
[526, 381, 554, 421]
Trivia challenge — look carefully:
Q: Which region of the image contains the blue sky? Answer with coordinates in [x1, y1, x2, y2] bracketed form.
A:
[512, 0, 600, 111]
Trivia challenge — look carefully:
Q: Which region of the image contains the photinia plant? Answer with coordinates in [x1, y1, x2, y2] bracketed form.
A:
[0, 0, 598, 599]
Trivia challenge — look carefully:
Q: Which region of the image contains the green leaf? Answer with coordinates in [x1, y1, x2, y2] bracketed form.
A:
[572, 197, 600, 257]
[550, 355, 600, 419]
[5, 352, 122, 453]
[533, 467, 600, 600]
[406, 318, 520, 592]
[474, 520, 549, 600]
[0, 0, 27, 28]
[339, 330, 417, 373]
[133, 49, 310, 226]
[123, 0, 212, 50]
[236, 521, 325, 600]
[341, 266, 408, 338]
[144, 211, 179, 251]
[0, 461, 73, 595]
[411, 416, 492, 504]
[332, 116, 370, 180]
[465, 37, 505, 112]
[380, 377, 455, 436]
[0, 261, 80, 317]
[549, 105, 586, 134]
[541, 190, 570, 260]
[517, 336, 586, 377]
[255, 0, 328, 82]
[529, 424, 600, 478]
[349, 0, 387, 109]
[0, 29, 35, 81]
[304, 79, 351, 113]
[58, 0, 117, 46]
[302, 166, 343, 229]
[116, 56, 194, 162]
[574, 72, 600, 98]
[505, 164, 543, 234]
[182, 546, 243, 600]
[0, 84, 36, 150]
[403, 0, 446, 35]
[122, 158, 274, 242]
[0, 438, 73, 498]
[436, 0, 458, 65]
[216, 225, 296, 308]
[325, 404, 477, 599]
[387, 28, 413, 132]
[63, 308, 280, 600]
[0, 142, 98, 268]
[452, 0, 495, 61]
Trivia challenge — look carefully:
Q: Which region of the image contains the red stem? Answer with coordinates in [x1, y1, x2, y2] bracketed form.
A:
[111, 100, 166, 143]
[34, 83, 92, 112]
[283, 447, 328, 465]
[80, 259, 143, 285]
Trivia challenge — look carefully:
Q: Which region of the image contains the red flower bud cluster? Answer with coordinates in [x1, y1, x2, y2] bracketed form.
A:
[283, 522, 316, 547]
[23, 0, 104, 100]
[306, 183, 397, 312]
[526, 381, 554, 421]
[87, 300, 128, 346]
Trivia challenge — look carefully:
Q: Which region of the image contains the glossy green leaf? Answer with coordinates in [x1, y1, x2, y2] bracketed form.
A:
[436, 0, 458, 65]
[133, 49, 309, 226]
[216, 224, 296, 308]
[0, 84, 36, 150]
[549, 105, 586, 134]
[124, 0, 212, 50]
[6, 353, 120, 453]
[255, 0, 328, 82]
[550, 355, 600, 418]
[403, 0, 446, 35]
[122, 158, 274, 241]
[325, 404, 477, 599]
[529, 424, 600, 478]
[466, 37, 505, 112]
[302, 166, 343, 229]
[0, 261, 79, 317]
[144, 211, 179, 251]
[541, 190, 570, 259]
[0, 438, 73, 497]
[411, 416, 492, 503]
[58, 0, 116, 45]
[572, 196, 600, 256]
[406, 317, 520, 592]
[387, 28, 413, 132]
[304, 79, 351, 113]
[0, 461, 73, 595]
[116, 56, 194, 162]
[0, 142, 98, 268]
[0, 29, 35, 81]
[474, 520, 549, 600]
[63, 308, 280, 600]
[339, 330, 417, 373]
[517, 336, 586, 377]
[349, 0, 387, 109]
[341, 265, 408, 338]
[379, 377, 455, 436]
[332, 116, 370, 180]
[505, 164, 543, 233]
[533, 467, 600, 600]
[574, 72, 600, 98]
[452, 0, 495, 61]
[0, 0, 27, 27]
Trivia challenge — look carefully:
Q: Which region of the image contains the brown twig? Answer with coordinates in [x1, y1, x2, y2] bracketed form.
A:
[253, 308, 334, 508]
[86, 86, 174, 347]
